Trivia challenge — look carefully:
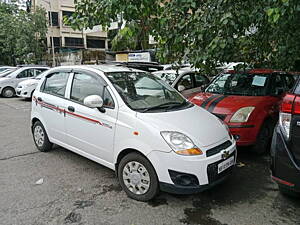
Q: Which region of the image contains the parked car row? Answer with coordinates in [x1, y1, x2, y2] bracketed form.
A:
[1, 63, 299, 199]
[0, 65, 49, 98]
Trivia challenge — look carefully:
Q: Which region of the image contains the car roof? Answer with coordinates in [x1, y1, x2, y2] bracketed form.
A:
[153, 68, 196, 75]
[225, 68, 291, 74]
[54, 65, 144, 73]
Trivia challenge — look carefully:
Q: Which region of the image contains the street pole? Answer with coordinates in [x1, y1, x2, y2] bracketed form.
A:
[41, 0, 55, 67]
[48, 1, 56, 67]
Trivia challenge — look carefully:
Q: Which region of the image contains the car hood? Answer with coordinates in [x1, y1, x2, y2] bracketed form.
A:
[18, 79, 38, 87]
[136, 105, 229, 148]
[189, 92, 276, 115]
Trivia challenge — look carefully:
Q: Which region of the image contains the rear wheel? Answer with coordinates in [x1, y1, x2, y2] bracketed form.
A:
[118, 152, 159, 201]
[252, 121, 274, 154]
[2, 87, 15, 98]
[33, 121, 52, 152]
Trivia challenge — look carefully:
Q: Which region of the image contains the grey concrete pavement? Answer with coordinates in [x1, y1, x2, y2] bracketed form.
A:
[0, 97, 299, 225]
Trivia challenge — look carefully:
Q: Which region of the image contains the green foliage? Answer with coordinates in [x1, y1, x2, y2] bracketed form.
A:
[68, 0, 300, 71]
[0, 3, 47, 65]
[66, 0, 163, 51]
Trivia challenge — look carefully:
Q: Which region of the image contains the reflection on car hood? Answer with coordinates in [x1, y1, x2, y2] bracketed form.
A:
[189, 92, 278, 116]
[137, 105, 229, 148]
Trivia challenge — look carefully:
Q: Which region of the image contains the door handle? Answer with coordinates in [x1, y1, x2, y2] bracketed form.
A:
[68, 106, 75, 112]
[37, 97, 42, 102]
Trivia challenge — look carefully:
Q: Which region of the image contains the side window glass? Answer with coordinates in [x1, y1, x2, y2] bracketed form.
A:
[283, 75, 296, 90]
[35, 69, 46, 76]
[177, 75, 193, 90]
[17, 69, 34, 78]
[71, 73, 104, 103]
[43, 72, 69, 97]
[195, 74, 209, 87]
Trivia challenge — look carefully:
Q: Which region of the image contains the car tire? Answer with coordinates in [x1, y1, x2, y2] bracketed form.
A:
[118, 152, 159, 201]
[32, 121, 52, 152]
[1, 87, 15, 98]
[279, 185, 300, 198]
[252, 121, 273, 154]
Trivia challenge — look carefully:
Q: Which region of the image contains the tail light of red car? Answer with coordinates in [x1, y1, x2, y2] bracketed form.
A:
[279, 94, 300, 140]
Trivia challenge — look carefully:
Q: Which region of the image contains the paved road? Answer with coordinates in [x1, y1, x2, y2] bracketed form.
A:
[0, 98, 299, 225]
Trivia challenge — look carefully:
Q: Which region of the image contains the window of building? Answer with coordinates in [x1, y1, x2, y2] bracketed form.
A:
[87, 38, 106, 49]
[65, 37, 84, 48]
[48, 12, 59, 26]
[62, 11, 74, 25]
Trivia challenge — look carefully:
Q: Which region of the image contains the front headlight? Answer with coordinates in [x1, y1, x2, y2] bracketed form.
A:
[160, 131, 203, 156]
[230, 107, 255, 123]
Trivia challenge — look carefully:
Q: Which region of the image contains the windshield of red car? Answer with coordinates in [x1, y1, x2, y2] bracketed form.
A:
[206, 73, 270, 96]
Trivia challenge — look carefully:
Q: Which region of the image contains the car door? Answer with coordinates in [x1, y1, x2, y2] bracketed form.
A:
[37, 70, 71, 143]
[64, 70, 118, 163]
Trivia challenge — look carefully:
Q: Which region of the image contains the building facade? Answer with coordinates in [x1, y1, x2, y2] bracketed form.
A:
[28, 0, 108, 53]
[1, 0, 26, 9]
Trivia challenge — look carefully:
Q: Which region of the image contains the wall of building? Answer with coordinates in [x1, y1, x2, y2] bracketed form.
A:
[31, 0, 108, 52]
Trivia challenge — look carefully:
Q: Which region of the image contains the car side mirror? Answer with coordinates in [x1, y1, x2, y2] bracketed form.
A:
[178, 85, 186, 92]
[84, 95, 104, 110]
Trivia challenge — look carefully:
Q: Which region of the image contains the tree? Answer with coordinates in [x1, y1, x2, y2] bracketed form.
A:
[66, 0, 162, 50]
[68, 0, 300, 71]
[0, 2, 47, 65]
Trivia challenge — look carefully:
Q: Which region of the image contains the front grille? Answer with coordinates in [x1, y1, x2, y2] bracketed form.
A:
[207, 153, 235, 183]
[213, 113, 226, 121]
[206, 140, 232, 157]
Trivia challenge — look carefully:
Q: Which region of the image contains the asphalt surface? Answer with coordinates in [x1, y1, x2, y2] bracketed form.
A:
[0, 97, 300, 225]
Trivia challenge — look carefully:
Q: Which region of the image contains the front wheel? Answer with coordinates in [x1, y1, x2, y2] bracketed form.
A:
[118, 152, 159, 201]
[2, 87, 15, 98]
[252, 121, 274, 154]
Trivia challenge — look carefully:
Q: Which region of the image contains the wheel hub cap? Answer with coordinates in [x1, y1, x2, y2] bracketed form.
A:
[34, 126, 44, 147]
[123, 161, 150, 195]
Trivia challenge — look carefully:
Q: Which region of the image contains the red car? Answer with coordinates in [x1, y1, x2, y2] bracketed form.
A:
[189, 69, 298, 154]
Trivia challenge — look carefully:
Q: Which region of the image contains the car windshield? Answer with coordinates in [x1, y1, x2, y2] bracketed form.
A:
[106, 72, 191, 112]
[153, 72, 179, 85]
[206, 73, 270, 96]
[0, 68, 17, 77]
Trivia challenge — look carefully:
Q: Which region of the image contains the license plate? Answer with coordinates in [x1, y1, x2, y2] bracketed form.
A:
[218, 156, 234, 174]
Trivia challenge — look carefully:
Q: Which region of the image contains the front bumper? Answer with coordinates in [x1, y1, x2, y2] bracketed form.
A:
[270, 125, 300, 192]
[16, 87, 32, 98]
[229, 124, 258, 146]
[148, 140, 236, 194]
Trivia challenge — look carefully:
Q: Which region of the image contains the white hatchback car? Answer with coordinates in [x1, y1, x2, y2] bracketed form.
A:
[31, 65, 236, 201]
[0, 66, 49, 97]
[16, 73, 45, 99]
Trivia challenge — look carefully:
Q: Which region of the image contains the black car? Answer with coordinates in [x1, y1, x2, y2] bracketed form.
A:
[271, 77, 300, 196]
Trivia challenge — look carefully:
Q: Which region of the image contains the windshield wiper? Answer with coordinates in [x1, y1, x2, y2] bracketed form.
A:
[140, 101, 185, 112]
